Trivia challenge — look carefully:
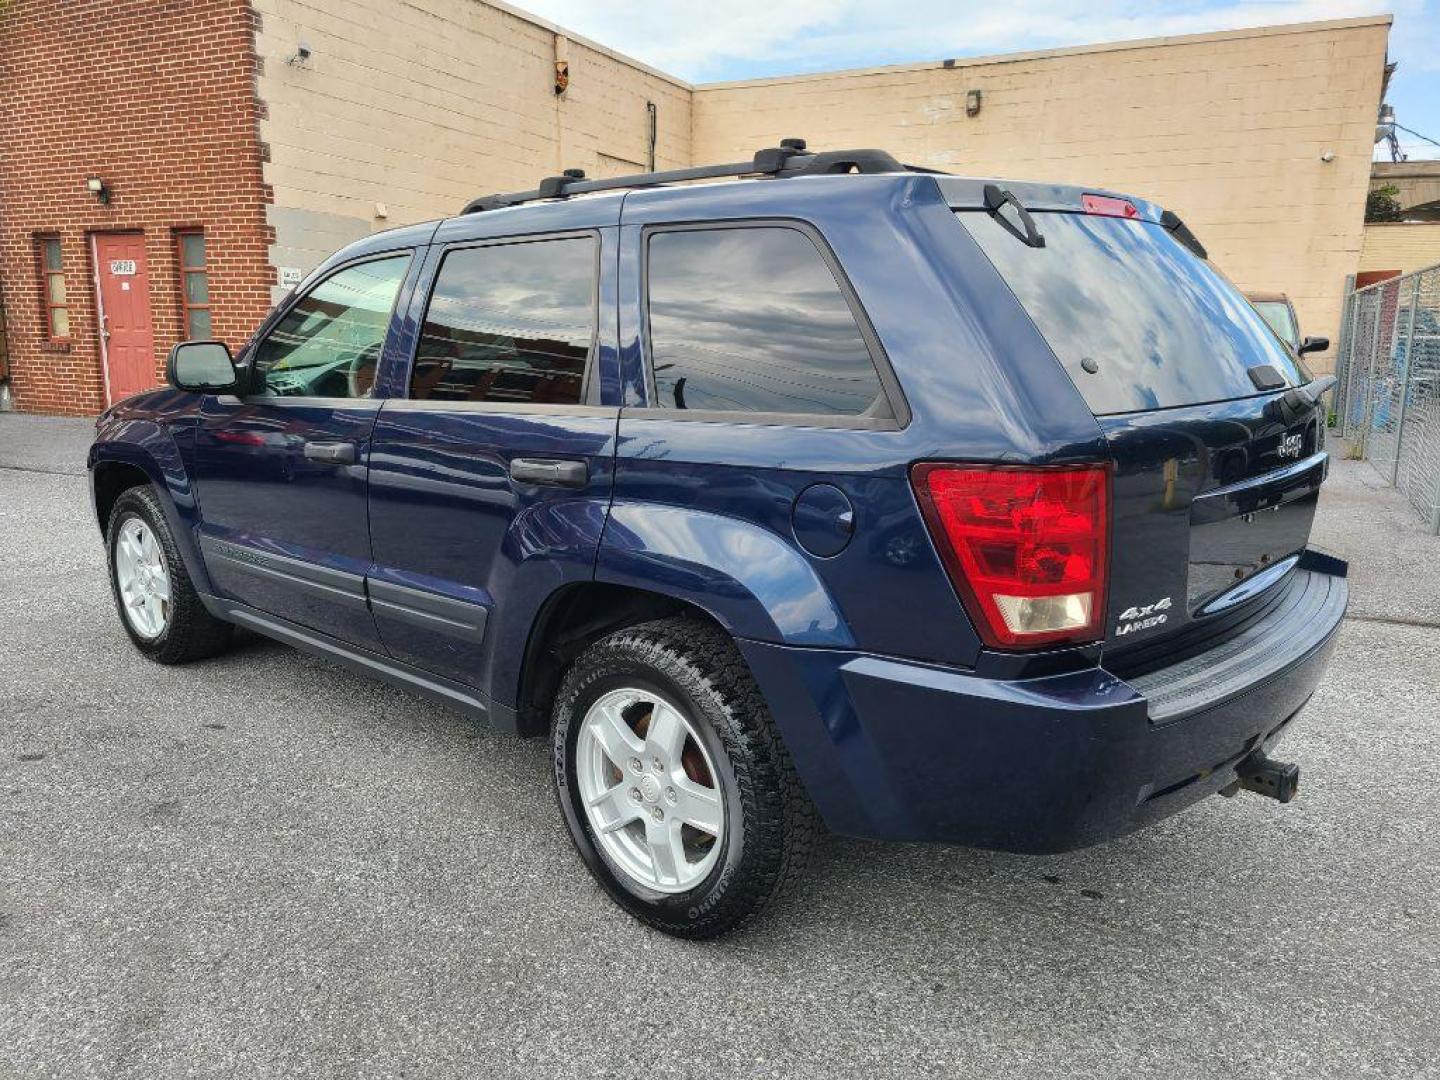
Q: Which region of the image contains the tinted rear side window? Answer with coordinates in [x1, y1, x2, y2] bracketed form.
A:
[645, 226, 889, 418]
[956, 211, 1306, 415]
[413, 237, 595, 405]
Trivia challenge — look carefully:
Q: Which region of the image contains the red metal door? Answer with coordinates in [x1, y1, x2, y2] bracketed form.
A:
[95, 233, 156, 403]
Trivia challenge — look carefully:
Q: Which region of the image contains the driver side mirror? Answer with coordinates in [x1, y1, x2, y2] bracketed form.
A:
[1297, 335, 1329, 357]
[167, 340, 238, 393]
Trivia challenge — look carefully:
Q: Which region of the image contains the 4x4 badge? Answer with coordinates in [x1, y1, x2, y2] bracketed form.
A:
[1116, 596, 1172, 636]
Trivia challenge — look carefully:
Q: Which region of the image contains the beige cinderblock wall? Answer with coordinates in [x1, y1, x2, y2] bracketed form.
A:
[251, 0, 691, 295]
[246, 5, 1389, 360]
[1359, 223, 1440, 275]
[693, 17, 1392, 371]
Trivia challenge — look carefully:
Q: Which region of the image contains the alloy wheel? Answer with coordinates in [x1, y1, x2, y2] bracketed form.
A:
[575, 687, 726, 894]
[114, 517, 171, 639]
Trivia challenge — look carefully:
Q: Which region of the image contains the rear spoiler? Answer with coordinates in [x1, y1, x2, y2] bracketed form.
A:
[1160, 210, 1207, 260]
[935, 177, 1210, 260]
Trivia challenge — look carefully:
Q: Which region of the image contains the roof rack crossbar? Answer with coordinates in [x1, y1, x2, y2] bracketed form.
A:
[460, 141, 909, 214]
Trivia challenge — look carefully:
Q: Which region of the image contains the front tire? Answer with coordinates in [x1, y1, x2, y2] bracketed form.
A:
[106, 485, 232, 664]
[551, 617, 815, 938]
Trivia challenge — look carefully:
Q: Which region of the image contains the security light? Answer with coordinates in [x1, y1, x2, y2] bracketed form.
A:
[85, 176, 110, 204]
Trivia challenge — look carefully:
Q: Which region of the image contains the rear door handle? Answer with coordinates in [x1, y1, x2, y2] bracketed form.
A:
[303, 441, 357, 465]
[508, 457, 588, 487]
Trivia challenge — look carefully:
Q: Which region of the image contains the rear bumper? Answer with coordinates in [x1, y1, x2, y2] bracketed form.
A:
[740, 564, 1347, 853]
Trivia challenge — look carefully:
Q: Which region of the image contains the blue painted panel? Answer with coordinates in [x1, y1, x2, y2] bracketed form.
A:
[90, 409, 214, 593]
[601, 418, 982, 661]
[599, 500, 853, 647]
[190, 397, 385, 650]
[366, 404, 618, 697]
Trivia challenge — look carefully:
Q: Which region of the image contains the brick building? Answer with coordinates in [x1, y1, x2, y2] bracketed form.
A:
[0, 2, 1392, 415]
[0, 0, 274, 415]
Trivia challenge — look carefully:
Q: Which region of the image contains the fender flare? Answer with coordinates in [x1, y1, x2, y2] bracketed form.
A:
[594, 501, 854, 648]
[89, 423, 216, 596]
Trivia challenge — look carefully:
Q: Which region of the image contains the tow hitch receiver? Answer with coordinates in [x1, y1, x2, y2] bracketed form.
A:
[1220, 752, 1300, 803]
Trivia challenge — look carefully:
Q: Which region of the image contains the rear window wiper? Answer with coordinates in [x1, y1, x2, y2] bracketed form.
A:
[1160, 209, 1208, 260]
[1265, 374, 1338, 425]
[983, 184, 1045, 249]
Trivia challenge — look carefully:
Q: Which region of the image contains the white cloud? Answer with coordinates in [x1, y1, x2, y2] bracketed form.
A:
[519, 0, 1438, 156]
[517, 0, 1417, 81]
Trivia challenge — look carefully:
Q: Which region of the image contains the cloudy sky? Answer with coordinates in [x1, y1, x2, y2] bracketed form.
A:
[518, 0, 1440, 159]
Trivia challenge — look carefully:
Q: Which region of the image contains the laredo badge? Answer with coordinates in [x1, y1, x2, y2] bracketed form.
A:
[1116, 596, 1172, 636]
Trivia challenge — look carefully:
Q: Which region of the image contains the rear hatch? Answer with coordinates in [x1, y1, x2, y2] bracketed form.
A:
[953, 193, 1327, 661]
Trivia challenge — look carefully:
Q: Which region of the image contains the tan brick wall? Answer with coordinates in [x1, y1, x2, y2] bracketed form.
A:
[693, 17, 1391, 373]
[0, 6, 1394, 414]
[0, 0, 273, 416]
[252, 0, 691, 283]
[1359, 223, 1440, 276]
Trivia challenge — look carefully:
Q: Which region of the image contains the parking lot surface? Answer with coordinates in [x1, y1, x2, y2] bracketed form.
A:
[2, 413, 1437, 1079]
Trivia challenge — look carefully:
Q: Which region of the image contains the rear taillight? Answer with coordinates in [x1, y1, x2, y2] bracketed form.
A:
[911, 464, 1110, 649]
[1081, 193, 1141, 219]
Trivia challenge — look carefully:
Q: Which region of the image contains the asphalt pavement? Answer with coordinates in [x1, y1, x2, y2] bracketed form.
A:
[1, 413, 1437, 1079]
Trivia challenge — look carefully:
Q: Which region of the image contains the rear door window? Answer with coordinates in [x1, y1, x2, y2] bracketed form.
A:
[956, 211, 1306, 415]
[413, 236, 596, 405]
[644, 226, 891, 419]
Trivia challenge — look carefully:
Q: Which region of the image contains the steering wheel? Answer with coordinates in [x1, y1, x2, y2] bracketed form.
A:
[412, 355, 455, 399]
[347, 342, 383, 399]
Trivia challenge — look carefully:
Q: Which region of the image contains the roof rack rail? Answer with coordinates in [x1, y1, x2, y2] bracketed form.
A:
[460, 139, 911, 214]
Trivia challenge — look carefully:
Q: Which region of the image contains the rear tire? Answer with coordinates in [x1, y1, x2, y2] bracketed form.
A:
[551, 616, 815, 938]
[106, 485, 233, 664]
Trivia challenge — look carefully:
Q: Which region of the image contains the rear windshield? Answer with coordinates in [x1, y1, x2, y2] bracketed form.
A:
[956, 210, 1306, 415]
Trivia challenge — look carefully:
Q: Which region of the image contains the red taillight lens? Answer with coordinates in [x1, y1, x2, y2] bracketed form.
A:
[911, 464, 1110, 649]
[1081, 193, 1141, 219]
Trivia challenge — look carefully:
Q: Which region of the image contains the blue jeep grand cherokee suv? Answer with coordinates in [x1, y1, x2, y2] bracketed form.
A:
[89, 143, 1348, 937]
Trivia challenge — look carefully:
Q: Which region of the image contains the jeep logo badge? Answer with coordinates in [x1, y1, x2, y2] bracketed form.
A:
[1278, 432, 1303, 459]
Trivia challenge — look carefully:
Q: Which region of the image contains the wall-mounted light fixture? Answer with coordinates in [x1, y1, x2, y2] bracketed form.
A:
[1320, 149, 1337, 163]
[287, 41, 312, 67]
[85, 176, 110, 204]
[966, 89, 983, 117]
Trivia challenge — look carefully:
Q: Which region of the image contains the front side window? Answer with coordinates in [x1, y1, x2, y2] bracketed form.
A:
[644, 226, 889, 418]
[37, 236, 69, 340]
[411, 236, 595, 405]
[1251, 299, 1299, 351]
[252, 255, 410, 398]
[177, 231, 211, 341]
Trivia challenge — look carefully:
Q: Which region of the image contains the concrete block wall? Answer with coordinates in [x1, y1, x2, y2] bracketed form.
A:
[0, 3, 1394, 414]
[692, 16, 1393, 372]
[250, 0, 691, 294]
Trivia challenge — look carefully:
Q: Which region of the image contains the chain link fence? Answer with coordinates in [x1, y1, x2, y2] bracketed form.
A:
[1333, 262, 1440, 533]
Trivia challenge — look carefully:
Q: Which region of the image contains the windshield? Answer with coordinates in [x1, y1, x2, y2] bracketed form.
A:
[956, 210, 1307, 415]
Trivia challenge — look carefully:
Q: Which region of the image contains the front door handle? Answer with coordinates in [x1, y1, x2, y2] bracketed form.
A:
[509, 457, 588, 487]
[303, 441, 357, 465]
